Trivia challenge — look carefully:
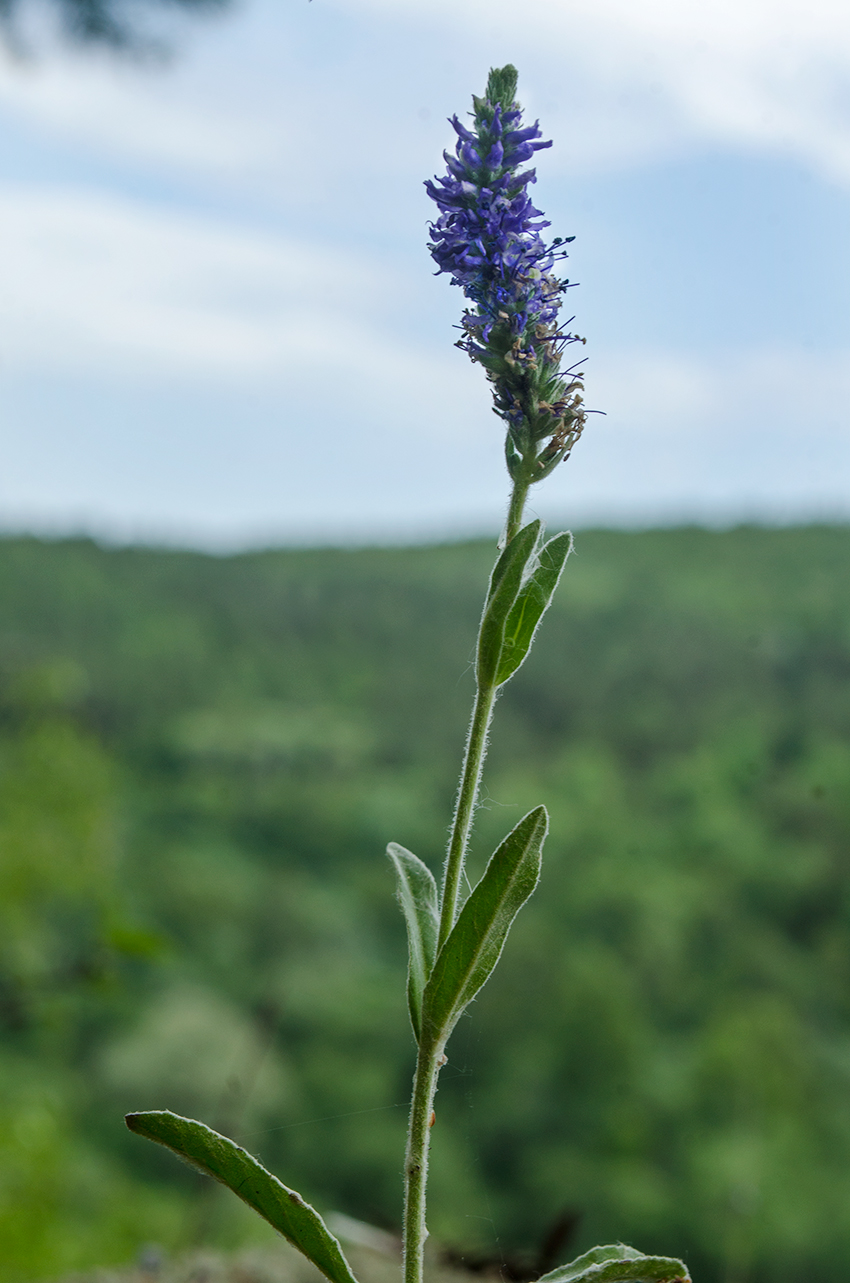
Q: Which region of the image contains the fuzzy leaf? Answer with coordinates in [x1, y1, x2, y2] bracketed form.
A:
[125, 1111, 359, 1283]
[538, 1244, 690, 1283]
[388, 842, 440, 1040]
[495, 531, 573, 686]
[420, 805, 547, 1047]
[477, 521, 540, 687]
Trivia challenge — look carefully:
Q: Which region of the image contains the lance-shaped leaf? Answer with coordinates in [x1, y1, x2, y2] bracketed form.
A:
[420, 805, 547, 1047]
[538, 1244, 690, 1283]
[388, 842, 439, 1041]
[477, 520, 540, 687]
[495, 531, 573, 686]
[484, 518, 541, 607]
[125, 1111, 359, 1283]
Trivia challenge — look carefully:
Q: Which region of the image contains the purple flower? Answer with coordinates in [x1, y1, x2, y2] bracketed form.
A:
[425, 65, 586, 484]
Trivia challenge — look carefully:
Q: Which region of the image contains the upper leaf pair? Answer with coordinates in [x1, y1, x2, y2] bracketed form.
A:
[478, 519, 573, 689]
[390, 804, 548, 1046]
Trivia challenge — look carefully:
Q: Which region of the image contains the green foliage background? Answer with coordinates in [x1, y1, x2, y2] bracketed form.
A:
[2, 527, 850, 1283]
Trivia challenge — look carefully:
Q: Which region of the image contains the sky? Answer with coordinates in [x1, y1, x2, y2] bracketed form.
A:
[1, 0, 850, 546]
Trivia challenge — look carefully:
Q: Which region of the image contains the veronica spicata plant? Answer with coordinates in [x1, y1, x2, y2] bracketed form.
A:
[126, 65, 690, 1283]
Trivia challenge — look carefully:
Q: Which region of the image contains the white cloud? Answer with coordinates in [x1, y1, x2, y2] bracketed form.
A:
[0, 182, 504, 545]
[0, 57, 268, 174]
[4, 0, 850, 193]
[334, 0, 850, 182]
[1, 285, 847, 542]
[548, 342, 850, 525]
[0, 0, 848, 541]
[0, 183, 440, 386]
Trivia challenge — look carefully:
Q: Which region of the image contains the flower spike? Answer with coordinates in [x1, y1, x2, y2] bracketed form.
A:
[425, 65, 587, 491]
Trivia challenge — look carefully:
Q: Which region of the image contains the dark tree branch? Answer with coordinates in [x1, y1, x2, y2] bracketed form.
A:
[1, 0, 232, 54]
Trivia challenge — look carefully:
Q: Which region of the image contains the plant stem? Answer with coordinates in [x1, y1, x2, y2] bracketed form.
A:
[504, 474, 531, 546]
[437, 469, 532, 951]
[437, 679, 496, 952]
[403, 1036, 440, 1283]
[403, 474, 531, 1283]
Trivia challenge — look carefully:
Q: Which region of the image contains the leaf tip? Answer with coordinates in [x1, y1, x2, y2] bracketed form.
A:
[125, 1112, 144, 1133]
[529, 802, 549, 835]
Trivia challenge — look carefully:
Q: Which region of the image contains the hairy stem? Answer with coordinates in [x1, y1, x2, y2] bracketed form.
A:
[403, 474, 531, 1283]
[437, 679, 497, 952]
[504, 474, 531, 546]
[403, 1038, 441, 1283]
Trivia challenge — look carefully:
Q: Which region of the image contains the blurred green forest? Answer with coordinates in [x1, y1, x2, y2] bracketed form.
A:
[2, 526, 850, 1283]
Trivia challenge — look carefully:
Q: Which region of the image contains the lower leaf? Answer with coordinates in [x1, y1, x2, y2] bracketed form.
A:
[126, 1110, 359, 1283]
[538, 1244, 690, 1283]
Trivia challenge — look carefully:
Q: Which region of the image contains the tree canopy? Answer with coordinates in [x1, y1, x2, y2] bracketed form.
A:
[2, 527, 850, 1283]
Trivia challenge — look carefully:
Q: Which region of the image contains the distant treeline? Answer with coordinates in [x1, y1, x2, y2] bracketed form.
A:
[1, 527, 850, 1283]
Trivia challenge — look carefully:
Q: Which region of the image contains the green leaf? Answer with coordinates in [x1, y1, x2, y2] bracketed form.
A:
[387, 842, 439, 1041]
[125, 1111, 359, 1283]
[484, 518, 541, 609]
[538, 1244, 690, 1283]
[495, 531, 573, 686]
[420, 805, 548, 1047]
[477, 521, 541, 688]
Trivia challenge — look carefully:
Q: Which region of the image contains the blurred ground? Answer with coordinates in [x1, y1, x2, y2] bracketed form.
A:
[50, 1242, 460, 1283]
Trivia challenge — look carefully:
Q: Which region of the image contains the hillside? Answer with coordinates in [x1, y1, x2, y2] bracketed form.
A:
[2, 527, 850, 1283]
